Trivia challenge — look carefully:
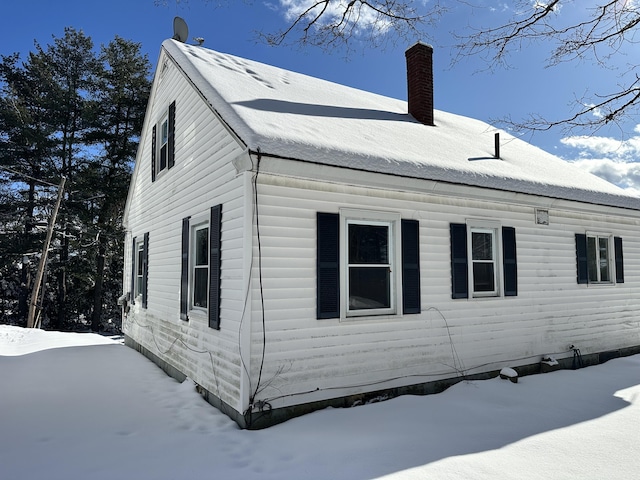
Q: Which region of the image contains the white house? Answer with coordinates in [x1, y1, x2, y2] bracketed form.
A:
[122, 39, 640, 428]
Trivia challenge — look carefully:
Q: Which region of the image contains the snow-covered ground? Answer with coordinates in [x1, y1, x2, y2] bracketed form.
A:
[1, 325, 638, 480]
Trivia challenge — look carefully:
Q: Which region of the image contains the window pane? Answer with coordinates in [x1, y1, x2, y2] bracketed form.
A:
[349, 267, 390, 310]
[160, 144, 167, 170]
[136, 245, 143, 296]
[587, 236, 598, 282]
[349, 224, 388, 264]
[599, 237, 610, 282]
[472, 232, 493, 261]
[136, 246, 144, 276]
[193, 267, 208, 308]
[161, 119, 169, 145]
[473, 263, 495, 292]
[195, 227, 209, 266]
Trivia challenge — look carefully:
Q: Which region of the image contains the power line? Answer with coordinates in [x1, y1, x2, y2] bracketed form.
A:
[0, 165, 59, 188]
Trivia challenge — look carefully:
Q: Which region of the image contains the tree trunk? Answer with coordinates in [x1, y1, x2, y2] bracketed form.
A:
[91, 241, 106, 332]
[54, 234, 68, 330]
[18, 180, 37, 324]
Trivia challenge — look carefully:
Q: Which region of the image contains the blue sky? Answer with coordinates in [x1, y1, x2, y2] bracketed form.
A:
[4, 0, 640, 194]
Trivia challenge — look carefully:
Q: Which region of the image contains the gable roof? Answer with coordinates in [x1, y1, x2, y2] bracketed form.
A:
[162, 39, 640, 211]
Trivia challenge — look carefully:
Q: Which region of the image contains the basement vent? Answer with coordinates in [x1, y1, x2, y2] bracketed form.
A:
[160, 60, 169, 81]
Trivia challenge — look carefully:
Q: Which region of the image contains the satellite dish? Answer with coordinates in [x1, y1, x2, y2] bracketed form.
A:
[173, 16, 189, 43]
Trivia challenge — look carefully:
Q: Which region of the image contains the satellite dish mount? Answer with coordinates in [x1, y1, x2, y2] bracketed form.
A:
[173, 16, 189, 43]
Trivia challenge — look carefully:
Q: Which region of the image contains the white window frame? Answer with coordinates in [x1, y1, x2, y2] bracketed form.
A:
[340, 209, 402, 318]
[467, 220, 502, 298]
[135, 240, 144, 299]
[156, 111, 169, 175]
[190, 219, 209, 312]
[586, 232, 613, 284]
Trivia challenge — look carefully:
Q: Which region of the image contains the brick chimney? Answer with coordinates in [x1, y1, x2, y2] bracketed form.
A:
[405, 42, 434, 126]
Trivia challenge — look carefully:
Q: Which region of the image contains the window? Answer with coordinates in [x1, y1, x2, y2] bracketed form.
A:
[450, 222, 517, 299]
[588, 235, 610, 283]
[151, 101, 175, 182]
[159, 113, 169, 172]
[347, 219, 394, 315]
[576, 233, 623, 284]
[192, 224, 209, 309]
[136, 241, 144, 298]
[316, 210, 420, 319]
[180, 205, 222, 328]
[470, 227, 498, 297]
[130, 233, 148, 308]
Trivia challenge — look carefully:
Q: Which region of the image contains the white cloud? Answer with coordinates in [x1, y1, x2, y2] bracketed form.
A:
[585, 103, 604, 119]
[561, 126, 640, 195]
[275, 0, 395, 36]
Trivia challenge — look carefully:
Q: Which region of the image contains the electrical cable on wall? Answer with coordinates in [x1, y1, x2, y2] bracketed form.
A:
[123, 312, 228, 417]
[123, 147, 272, 428]
[244, 147, 269, 426]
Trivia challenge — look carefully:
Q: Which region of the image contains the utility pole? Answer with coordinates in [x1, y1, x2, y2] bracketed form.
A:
[27, 176, 66, 329]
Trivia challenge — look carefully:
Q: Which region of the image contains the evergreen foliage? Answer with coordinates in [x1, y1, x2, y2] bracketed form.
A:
[0, 28, 151, 331]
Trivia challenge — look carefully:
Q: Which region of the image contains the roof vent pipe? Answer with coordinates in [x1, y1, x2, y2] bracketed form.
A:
[405, 42, 434, 126]
[494, 132, 500, 159]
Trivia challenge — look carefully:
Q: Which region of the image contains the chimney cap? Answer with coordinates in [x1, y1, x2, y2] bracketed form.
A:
[405, 41, 434, 54]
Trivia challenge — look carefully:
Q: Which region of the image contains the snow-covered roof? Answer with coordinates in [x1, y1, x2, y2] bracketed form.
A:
[163, 39, 640, 210]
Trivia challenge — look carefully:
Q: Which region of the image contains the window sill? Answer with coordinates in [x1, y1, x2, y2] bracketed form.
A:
[340, 312, 405, 323]
[455, 294, 512, 301]
[154, 169, 168, 181]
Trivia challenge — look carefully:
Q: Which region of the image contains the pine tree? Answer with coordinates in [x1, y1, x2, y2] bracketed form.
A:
[85, 36, 151, 331]
[0, 29, 150, 330]
[0, 52, 58, 324]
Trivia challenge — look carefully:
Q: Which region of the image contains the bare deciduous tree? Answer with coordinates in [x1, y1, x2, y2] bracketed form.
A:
[455, 0, 640, 134]
[258, 0, 447, 52]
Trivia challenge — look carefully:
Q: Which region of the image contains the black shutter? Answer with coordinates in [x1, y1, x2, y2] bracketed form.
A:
[614, 236, 624, 284]
[575, 233, 588, 284]
[130, 236, 136, 305]
[180, 217, 190, 321]
[209, 205, 222, 329]
[317, 213, 340, 319]
[142, 232, 149, 308]
[450, 223, 468, 299]
[401, 219, 421, 314]
[502, 226, 517, 296]
[167, 101, 176, 169]
[151, 125, 157, 182]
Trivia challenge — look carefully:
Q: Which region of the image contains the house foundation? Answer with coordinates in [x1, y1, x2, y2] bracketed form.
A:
[125, 335, 640, 430]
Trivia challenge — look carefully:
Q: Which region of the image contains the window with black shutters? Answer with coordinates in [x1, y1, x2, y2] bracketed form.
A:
[179, 205, 222, 328]
[316, 210, 420, 319]
[450, 221, 517, 299]
[576, 233, 623, 285]
[151, 101, 175, 182]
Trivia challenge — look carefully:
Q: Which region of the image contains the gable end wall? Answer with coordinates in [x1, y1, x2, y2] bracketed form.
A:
[123, 52, 249, 415]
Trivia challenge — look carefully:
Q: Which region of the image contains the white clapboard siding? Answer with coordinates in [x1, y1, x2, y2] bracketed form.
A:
[247, 172, 640, 409]
[124, 46, 640, 419]
[123, 50, 248, 412]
